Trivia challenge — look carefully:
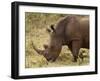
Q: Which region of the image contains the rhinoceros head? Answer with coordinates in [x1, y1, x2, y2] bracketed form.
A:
[32, 25, 62, 62]
[32, 43, 60, 61]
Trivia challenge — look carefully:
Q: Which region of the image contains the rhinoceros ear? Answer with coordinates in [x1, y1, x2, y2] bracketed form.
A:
[43, 44, 48, 49]
[50, 24, 55, 33]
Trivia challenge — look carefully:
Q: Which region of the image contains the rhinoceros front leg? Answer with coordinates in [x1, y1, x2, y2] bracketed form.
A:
[71, 40, 81, 62]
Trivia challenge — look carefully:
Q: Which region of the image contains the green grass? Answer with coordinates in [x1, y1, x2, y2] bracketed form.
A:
[25, 12, 89, 68]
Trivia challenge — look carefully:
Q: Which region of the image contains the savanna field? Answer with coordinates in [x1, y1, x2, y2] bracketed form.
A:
[25, 12, 89, 68]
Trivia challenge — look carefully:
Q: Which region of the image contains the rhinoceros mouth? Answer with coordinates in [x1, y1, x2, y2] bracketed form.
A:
[46, 58, 56, 62]
[45, 55, 57, 62]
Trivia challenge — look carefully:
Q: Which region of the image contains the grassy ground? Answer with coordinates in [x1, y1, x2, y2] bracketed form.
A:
[25, 12, 89, 68]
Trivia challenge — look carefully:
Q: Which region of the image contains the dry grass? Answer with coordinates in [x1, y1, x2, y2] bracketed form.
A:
[25, 12, 89, 68]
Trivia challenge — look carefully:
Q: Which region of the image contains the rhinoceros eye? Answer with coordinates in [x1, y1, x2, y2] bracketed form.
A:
[50, 45, 55, 50]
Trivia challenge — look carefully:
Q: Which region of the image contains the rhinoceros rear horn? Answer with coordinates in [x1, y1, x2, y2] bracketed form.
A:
[43, 44, 48, 49]
[46, 28, 51, 33]
[31, 42, 44, 55]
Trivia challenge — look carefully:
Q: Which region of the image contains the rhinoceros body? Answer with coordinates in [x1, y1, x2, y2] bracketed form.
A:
[33, 16, 89, 62]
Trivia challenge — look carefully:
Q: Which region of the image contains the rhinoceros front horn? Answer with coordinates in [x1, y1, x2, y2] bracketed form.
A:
[32, 42, 44, 55]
